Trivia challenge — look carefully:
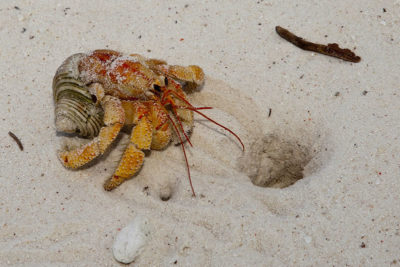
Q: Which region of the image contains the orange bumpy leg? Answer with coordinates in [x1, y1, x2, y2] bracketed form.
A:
[59, 94, 125, 168]
[151, 122, 172, 150]
[147, 100, 172, 150]
[103, 116, 153, 191]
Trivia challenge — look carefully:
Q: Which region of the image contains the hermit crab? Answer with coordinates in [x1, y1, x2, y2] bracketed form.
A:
[53, 50, 243, 196]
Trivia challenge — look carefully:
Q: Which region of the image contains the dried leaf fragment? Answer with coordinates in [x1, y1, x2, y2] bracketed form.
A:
[8, 131, 24, 151]
[275, 26, 361, 63]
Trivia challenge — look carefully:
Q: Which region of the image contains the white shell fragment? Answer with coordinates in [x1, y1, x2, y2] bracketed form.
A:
[112, 216, 151, 264]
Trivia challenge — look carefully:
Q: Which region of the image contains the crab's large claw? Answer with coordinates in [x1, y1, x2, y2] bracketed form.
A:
[58, 94, 124, 168]
[150, 64, 204, 90]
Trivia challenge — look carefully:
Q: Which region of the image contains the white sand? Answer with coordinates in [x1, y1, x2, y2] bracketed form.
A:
[1, 1, 400, 266]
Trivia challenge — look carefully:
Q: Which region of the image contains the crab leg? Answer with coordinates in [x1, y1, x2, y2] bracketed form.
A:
[103, 99, 173, 191]
[148, 101, 172, 150]
[59, 95, 125, 168]
[103, 116, 153, 191]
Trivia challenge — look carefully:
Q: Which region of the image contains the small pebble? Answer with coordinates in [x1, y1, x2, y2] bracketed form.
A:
[113, 216, 151, 264]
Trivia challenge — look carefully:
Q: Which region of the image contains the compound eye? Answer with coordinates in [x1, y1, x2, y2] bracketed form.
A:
[153, 84, 162, 92]
[91, 94, 97, 103]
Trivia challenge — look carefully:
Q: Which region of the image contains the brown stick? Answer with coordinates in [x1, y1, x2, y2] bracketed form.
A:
[275, 26, 361, 63]
[8, 131, 24, 151]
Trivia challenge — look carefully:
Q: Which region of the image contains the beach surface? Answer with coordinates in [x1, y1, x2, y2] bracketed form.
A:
[1, 1, 399, 266]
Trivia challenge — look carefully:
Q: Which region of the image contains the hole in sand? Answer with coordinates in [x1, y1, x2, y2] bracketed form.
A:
[159, 186, 173, 201]
[241, 134, 315, 188]
[160, 194, 171, 201]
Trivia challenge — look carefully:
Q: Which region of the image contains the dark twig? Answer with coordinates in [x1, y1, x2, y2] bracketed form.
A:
[8, 131, 24, 151]
[275, 26, 361, 63]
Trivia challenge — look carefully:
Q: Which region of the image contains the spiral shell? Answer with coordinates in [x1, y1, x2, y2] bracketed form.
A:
[53, 53, 104, 137]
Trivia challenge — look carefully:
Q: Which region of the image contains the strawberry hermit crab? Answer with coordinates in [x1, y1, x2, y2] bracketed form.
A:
[53, 50, 243, 196]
